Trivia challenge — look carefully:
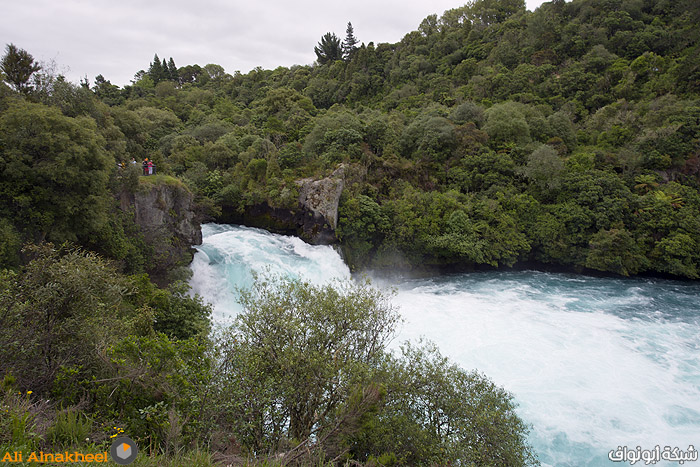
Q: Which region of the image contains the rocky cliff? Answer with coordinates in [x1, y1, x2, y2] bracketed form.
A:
[218, 165, 346, 244]
[120, 179, 202, 285]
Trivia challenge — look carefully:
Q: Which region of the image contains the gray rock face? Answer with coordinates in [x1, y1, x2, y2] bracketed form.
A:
[131, 185, 202, 246]
[120, 182, 201, 284]
[296, 165, 345, 230]
[217, 165, 347, 245]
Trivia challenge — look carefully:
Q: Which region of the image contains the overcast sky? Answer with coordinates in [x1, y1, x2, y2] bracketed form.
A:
[3, 0, 547, 88]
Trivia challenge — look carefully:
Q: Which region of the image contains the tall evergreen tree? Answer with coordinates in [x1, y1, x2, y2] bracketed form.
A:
[343, 22, 359, 60]
[148, 53, 164, 84]
[167, 57, 178, 81]
[314, 32, 343, 65]
[0, 43, 41, 93]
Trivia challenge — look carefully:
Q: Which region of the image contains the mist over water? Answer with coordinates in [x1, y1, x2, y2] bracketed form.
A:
[190, 224, 700, 466]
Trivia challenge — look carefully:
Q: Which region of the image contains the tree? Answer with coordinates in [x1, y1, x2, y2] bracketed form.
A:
[0, 43, 41, 93]
[449, 101, 485, 126]
[167, 57, 178, 81]
[93, 74, 123, 106]
[521, 144, 565, 191]
[400, 114, 457, 162]
[0, 244, 140, 392]
[177, 64, 202, 84]
[419, 14, 439, 36]
[483, 101, 531, 146]
[585, 228, 646, 276]
[0, 100, 112, 243]
[343, 22, 359, 60]
[469, 0, 526, 25]
[337, 195, 390, 267]
[349, 341, 539, 466]
[215, 276, 400, 452]
[212, 276, 537, 464]
[0, 244, 214, 450]
[202, 63, 227, 81]
[314, 32, 343, 65]
[148, 53, 165, 84]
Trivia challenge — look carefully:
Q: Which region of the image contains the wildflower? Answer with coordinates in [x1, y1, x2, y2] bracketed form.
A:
[26, 390, 32, 395]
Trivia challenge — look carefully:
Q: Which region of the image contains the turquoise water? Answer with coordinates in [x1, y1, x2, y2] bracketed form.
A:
[190, 224, 700, 466]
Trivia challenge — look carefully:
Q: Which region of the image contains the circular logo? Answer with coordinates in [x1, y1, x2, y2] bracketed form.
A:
[110, 436, 139, 465]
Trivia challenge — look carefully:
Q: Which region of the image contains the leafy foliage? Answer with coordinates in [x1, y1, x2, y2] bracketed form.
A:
[350, 341, 538, 466]
[2, 1, 700, 460]
[216, 276, 399, 448]
[0, 100, 112, 243]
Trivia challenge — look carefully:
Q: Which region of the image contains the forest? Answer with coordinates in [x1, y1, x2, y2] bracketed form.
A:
[1, 0, 699, 464]
[2, 0, 700, 278]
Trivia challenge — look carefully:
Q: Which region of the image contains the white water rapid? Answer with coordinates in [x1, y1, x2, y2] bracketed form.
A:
[190, 224, 700, 466]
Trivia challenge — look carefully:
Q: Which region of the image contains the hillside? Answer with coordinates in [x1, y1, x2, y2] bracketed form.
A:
[2, 0, 700, 278]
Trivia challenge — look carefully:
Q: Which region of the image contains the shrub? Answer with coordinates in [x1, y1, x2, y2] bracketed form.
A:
[211, 276, 538, 465]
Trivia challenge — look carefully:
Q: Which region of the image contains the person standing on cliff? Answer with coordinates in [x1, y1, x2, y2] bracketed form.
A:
[142, 158, 148, 175]
[147, 159, 154, 175]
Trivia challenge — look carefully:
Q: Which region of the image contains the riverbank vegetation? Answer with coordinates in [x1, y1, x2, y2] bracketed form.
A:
[1, 0, 699, 463]
[0, 254, 537, 465]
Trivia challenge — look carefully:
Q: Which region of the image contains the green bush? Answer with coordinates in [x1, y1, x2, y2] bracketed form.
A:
[349, 341, 539, 466]
[211, 276, 537, 465]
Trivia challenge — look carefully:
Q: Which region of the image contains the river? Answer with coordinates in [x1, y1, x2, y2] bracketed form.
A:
[189, 224, 700, 466]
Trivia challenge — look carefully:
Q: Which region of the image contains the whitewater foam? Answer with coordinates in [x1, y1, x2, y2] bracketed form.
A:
[190, 224, 350, 320]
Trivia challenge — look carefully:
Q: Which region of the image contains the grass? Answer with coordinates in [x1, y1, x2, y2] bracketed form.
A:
[137, 174, 188, 191]
[46, 408, 92, 448]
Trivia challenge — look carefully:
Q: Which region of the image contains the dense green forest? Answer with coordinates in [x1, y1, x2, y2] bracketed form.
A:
[1, 0, 700, 464]
[2, 0, 700, 278]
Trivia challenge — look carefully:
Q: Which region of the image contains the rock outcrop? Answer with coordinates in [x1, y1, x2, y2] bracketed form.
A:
[120, 180, 201, 284]
[218, 165, 346, 245]
[296, 165, 345, 230]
